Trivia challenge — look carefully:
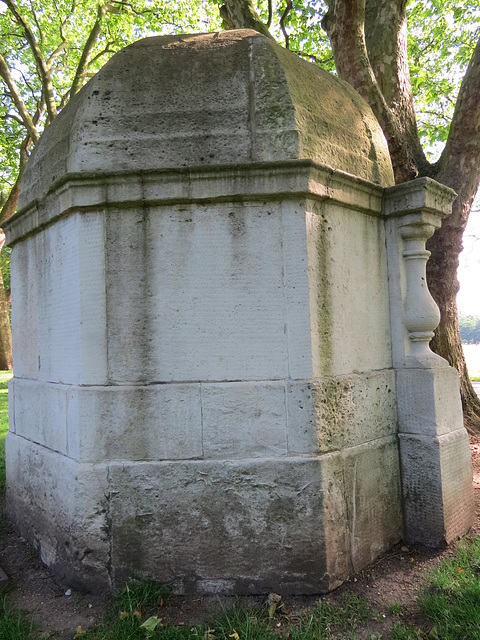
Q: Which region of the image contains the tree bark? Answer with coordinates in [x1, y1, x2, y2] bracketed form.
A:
[426, 37, 480, 429]
[220, 0, 273, 37]
[0, 233, 12, 371]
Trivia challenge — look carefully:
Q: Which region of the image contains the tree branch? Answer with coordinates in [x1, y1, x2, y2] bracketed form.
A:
[294, 50, 334, 65]
[4, 0, 57, 120]
[0, 53, 39, 142]
[0, 135, 31, 223]
[364, 0, 428, 175]
[47, 39, 69, 69]
[220, 0, 273, 38]
[88, 41, 115, 67]
[280, 0, 293, 49]
[0, 113, 24, 126]
[435, 36, 480, 220]
[28, 0, 43, 43]
[70, 3, 108, 97]
[322, 0, 419, 182]
[266, 0, 272, 28]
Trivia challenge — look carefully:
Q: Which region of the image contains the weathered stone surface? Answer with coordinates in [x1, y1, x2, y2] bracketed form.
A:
[108, 447, 400, 594]
[17, 31, 393, 210]
[399, 428, 474, 546]
[306, 200, 392, 377]
[10, 213, 107, 384]
[341, 437, 402, 572]
[396, 367, 464, 437]
[201, 382, 287, 459]
[5, 435, 110, 590]
[286, 371, 397, 455]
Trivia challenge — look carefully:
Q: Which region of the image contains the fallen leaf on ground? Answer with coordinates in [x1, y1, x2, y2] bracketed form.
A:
[140, 616, 162, 632]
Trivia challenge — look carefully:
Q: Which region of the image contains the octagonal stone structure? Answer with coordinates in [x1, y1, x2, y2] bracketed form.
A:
[4, 30, 474, 594]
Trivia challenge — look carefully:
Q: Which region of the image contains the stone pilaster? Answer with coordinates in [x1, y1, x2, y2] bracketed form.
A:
[384, 178, 474, 546]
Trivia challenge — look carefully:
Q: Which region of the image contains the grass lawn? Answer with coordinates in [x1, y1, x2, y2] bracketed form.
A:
[464, 344, 480, 380]
[0, 371, 12, 489]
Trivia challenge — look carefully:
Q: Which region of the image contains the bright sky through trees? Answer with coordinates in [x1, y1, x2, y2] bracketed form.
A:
[458, 204, 480, 316]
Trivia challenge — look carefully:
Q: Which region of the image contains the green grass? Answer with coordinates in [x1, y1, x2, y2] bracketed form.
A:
[287, 593, 377, 640]
[416, 537, 480, 639]
[80, 590, 378, 640]
[0, 596, 38, 640]
[0, 371, 12, 489]
[79, 581, 198, 640]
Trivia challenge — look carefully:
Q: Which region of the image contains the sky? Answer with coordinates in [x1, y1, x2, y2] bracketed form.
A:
[457, 205, 480, 317]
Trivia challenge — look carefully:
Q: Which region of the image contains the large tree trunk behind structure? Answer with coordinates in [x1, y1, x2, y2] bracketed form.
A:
[0, 146, 27, 372]
[220, 0, 480, 430]
[0, 234, 12, 371]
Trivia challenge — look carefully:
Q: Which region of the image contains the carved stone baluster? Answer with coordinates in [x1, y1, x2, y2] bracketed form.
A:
[399, 221, 441, 367]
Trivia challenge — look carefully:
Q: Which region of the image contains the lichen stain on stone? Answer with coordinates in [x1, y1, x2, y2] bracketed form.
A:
[307, 201, 334, 378]
[314, 377, 353, 453]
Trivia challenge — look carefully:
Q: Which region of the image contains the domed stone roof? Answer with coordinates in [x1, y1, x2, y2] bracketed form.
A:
[19, 29, 394, 207]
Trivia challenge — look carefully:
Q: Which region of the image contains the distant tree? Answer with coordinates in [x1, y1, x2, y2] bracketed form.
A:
[459, 316, 480, 345]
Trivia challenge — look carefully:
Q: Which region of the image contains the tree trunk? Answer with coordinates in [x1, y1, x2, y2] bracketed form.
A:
[0, 234, 12, 371]
[426, 196, 480, 432]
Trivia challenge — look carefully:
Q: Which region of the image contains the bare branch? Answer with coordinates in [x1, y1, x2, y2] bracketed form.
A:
[58, 91, 70, 110]
[266, 0, 272, 28]
[4, 0, 57, 120]
[88, 42, 115, 67]
[0, 113, 24, 126]
[70, 3, 108, 97]
[418, 110, 452, 125]
[280, 0, 293, 49]
[47, 40, 69, 69]
[294, 50, 334, 65]
[0, 53, 39, 142]
[28, 0, 43, 43]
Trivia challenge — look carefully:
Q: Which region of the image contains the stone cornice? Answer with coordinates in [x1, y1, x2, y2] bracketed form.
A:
[5, 160, 384, 245]
[383, 177, 456, 220]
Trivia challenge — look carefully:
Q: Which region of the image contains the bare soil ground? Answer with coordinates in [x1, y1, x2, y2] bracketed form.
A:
[2, 436, 480, 640]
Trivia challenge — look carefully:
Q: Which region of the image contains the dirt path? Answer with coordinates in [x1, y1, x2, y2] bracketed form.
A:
[2, 438, 480, 639]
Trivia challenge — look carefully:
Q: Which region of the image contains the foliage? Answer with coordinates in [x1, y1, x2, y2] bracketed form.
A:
[459, 315, 480, 344]
[261, 0, 334, 71]
[6, 0, 476, 196]
[407, 0, 480, 160]
[0, 0, 222, 197]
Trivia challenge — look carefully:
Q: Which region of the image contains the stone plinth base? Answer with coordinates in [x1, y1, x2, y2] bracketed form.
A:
[6, 432, 402, 593]
[397, 367, 474, 545]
